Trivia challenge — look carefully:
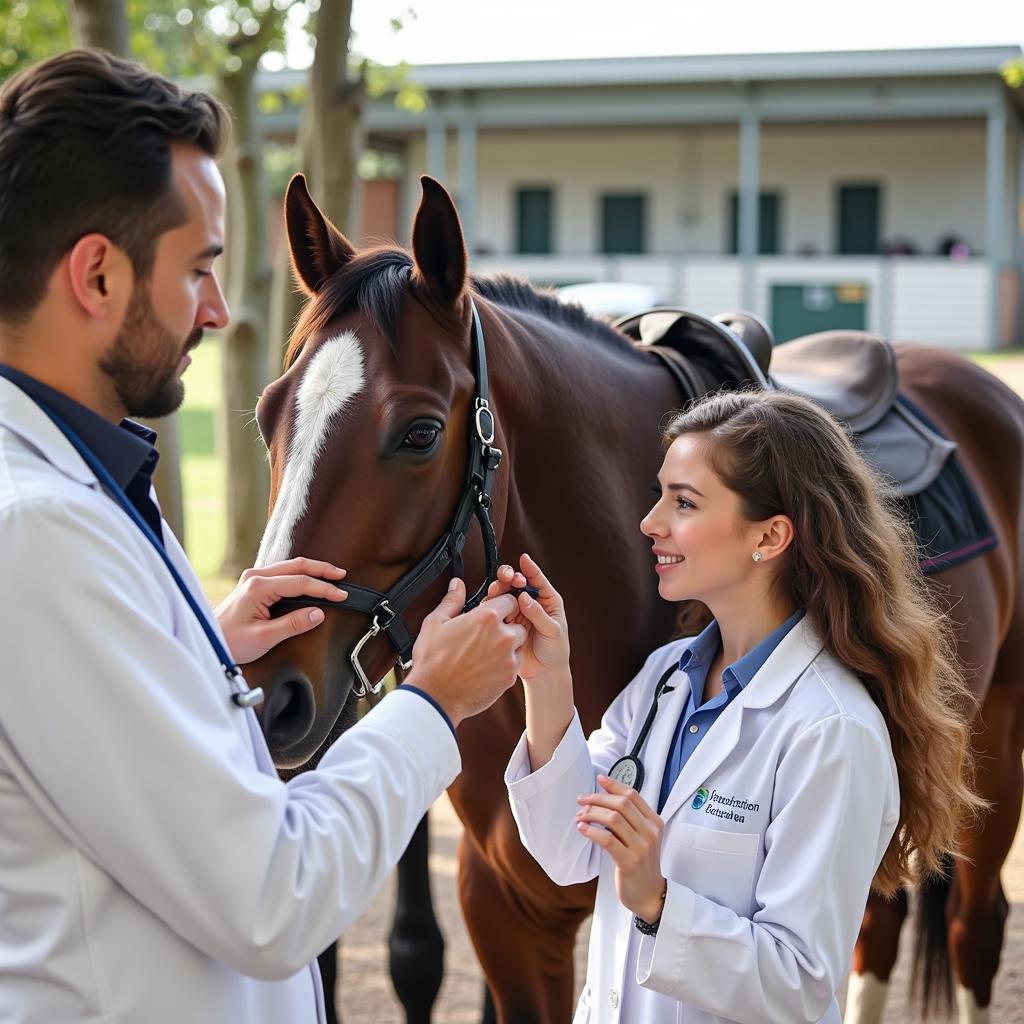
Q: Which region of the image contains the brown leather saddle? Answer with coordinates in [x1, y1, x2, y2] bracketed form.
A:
[615, 307, 954, 498]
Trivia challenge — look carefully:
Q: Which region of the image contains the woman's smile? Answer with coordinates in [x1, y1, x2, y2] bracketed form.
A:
[653, 549, 685, 574]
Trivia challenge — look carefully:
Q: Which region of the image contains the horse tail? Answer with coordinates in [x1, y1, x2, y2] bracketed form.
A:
[910, 855, 955, 1015]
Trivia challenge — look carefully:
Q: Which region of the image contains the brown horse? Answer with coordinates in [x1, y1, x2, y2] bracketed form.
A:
[245, 174, 1024, 1024]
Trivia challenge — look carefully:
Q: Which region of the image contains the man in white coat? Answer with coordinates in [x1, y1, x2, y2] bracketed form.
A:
[0, 49, 528, 1023]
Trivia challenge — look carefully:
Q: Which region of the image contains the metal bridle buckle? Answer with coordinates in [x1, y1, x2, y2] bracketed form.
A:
[474, 398, 495, 445]
[349, 601, 397, 699]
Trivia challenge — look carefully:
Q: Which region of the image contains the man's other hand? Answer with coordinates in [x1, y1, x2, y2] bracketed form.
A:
[215, 558, 347, 665]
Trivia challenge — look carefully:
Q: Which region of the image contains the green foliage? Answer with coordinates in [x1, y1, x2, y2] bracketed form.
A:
[0, 2, 318, 82]
[1003, 57, 1024, 90]
[365, 59, 426, 112]
[3, 3, 427, 120]
[0, 1, 72, 76]
[127, 1, 303, 80]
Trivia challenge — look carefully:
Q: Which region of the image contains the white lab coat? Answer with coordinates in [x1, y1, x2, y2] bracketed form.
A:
[0, 378, 461, 1023]
[506, 617, 899, 1024]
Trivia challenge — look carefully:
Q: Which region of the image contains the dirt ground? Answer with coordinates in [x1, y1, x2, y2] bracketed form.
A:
[332, 354, 1024, 1023]
[332, 793, 1024, 1024]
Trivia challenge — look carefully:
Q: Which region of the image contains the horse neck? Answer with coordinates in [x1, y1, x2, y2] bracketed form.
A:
[483, 303, 682, 708]
[484, 302, 679, 554]
[486, 305, 677, 437]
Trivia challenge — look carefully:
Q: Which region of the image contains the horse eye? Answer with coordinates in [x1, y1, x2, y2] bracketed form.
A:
[401, 423, 441, 451]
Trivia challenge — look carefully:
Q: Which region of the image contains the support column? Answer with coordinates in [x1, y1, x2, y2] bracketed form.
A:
[738, 108, 761, 313]
[985, 101, 1006, 349]
[426, 118, 447, 184]
[457, 116, 478, 258]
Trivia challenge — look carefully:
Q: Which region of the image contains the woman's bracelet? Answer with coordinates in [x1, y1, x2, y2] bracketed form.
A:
[632, 883, 668, 936]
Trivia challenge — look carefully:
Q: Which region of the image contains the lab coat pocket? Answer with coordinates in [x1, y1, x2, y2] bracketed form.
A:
[662, 821, 760, 916]
[571, 982, 592, 1024]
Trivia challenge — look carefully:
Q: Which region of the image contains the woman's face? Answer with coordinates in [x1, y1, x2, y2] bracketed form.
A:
[640, 433, 766, 604]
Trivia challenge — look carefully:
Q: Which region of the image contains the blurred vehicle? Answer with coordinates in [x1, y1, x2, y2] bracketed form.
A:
[554, 281, 668, 320]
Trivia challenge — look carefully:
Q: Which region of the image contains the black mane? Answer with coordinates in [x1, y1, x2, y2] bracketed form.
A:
[471, 273, 628, 348]
[290, 247, 626, 363]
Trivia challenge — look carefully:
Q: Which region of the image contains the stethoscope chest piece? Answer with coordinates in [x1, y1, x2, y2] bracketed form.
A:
[608, 755, 644, 791]
[231, 687, 265, 709]
[604, 663, 678, 795]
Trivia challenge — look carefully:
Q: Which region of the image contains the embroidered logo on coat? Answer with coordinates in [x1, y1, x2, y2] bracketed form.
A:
[700, 788, 761, 823]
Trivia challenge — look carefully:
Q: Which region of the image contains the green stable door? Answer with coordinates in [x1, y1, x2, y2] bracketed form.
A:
[770, 283, 868, 343]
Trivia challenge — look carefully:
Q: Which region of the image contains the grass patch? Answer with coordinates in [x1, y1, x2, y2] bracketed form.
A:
[178, 407, 216, 456]
[181, 339, 229, 592]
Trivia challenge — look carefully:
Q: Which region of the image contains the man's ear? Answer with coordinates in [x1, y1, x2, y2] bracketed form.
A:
[66, 233, 133, 321]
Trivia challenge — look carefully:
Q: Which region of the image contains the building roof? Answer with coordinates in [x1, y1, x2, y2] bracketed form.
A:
[258, 45, 1024, 138]
[263, 45, 1022, 94]
[385, 46, 1024, 90]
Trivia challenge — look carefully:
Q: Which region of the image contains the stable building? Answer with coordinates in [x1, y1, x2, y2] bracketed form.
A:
[268, 46, 1024, 349]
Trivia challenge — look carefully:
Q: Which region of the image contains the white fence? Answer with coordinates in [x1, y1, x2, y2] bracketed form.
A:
[474, 254, 1003, 350]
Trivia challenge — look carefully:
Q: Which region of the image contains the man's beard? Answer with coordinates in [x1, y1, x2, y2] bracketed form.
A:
[99, 285, 200, 419]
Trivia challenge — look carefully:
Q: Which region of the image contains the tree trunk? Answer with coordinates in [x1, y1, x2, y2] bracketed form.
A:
[67, 0, 187, 543]
[149, 419, 186, 547]
[306, 0, 363, 233]
[68, 0, 129, 57]
[268, 0, 363, 378]
[218, 59, 271, 576]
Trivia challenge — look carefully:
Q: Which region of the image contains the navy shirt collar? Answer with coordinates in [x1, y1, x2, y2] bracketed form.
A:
[0, 365, 158, 490]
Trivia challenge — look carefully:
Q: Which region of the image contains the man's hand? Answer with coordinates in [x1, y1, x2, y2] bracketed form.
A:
[215, 558, 347, 665]
[404, 579, 527, 728]
[577, 775, 667, 924]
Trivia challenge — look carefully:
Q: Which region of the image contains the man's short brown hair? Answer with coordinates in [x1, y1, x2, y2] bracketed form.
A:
[0, 48, 229, 323]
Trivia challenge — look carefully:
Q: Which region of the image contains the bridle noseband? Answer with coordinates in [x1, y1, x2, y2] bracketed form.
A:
[271, 299, 504, 698]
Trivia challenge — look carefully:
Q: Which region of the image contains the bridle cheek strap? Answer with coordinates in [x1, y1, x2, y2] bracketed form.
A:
[270, 298, 503, 698]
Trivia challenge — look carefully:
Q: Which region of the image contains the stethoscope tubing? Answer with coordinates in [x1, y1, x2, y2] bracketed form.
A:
[36, 403, 261, 709]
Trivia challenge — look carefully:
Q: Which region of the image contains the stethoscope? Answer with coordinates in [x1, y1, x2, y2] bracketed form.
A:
[38, 403, 265, 712]
[607, 664, 678, 790]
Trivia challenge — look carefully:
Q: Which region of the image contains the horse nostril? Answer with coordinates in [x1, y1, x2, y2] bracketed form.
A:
[262, 675, 317, 753]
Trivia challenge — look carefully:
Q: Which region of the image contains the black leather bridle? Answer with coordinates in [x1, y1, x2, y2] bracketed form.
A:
[271, 298, 504, 698]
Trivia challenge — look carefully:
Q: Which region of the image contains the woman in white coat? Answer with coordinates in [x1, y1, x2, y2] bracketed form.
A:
[497, 390, 982, 1024]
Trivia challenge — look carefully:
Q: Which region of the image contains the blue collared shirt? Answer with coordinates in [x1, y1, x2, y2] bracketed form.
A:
[657, 609, 805, 812]
[0, 365, 163, 543]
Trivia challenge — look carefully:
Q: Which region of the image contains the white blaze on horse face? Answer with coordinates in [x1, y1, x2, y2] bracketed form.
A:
[256, 331, 365, 567]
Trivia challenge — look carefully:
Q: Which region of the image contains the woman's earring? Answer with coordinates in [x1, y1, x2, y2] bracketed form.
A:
[752, 551, 763, 562]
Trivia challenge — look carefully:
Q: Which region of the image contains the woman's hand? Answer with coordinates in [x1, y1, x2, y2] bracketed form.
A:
[577, 776, 667, 924]
[215, 558, 347, 664]
[486, 553, 570, 685]
[488, 553, 573, 771]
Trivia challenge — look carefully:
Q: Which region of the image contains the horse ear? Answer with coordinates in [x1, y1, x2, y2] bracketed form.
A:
[284, 173, 356, 294]
[411, 176, 467, 307]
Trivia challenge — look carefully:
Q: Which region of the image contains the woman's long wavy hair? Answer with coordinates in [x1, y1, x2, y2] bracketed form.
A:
[664, 389, 983, 897]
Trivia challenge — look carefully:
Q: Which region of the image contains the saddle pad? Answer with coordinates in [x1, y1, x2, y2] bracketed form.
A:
[855, 397, 955, 496]
[890, 397, 997, 576]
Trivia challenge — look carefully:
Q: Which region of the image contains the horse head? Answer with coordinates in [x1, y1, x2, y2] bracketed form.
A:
[246, 174, 511, 768]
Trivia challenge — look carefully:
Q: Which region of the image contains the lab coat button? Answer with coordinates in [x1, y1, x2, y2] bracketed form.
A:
[608, 988, 619, 1009]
